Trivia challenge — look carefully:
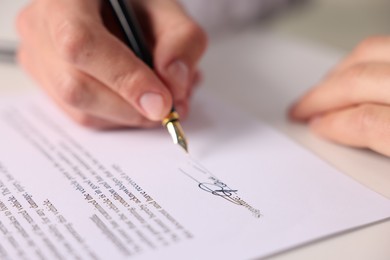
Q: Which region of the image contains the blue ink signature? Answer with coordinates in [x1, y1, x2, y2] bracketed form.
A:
[198, 177, 244, 205]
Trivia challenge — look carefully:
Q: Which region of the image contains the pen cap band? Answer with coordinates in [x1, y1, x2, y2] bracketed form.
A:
[162, 111, 180, 126]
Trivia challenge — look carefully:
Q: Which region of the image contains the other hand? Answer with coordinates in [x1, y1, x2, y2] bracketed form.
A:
[290, 36, 390, 157]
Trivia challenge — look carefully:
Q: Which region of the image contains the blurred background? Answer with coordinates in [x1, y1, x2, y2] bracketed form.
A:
[1, 0, 390, 53]
[181, 0, 390, 51]
[269, 0, 390, 51]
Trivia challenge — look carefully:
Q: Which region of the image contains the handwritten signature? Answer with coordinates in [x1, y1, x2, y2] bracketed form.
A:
[198, 177, 244, 205]
[179, 159, 262, 218]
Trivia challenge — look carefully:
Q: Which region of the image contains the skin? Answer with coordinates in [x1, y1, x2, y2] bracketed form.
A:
[16, 0, 207, 129]
[290, 36, 390, 157]
[17, 1, 390, 157]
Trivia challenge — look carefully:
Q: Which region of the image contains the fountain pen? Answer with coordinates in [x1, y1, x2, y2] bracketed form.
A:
[108, 0, 188, 153]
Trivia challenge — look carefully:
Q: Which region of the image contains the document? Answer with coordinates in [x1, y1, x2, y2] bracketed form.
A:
[0, 91, 389, 260]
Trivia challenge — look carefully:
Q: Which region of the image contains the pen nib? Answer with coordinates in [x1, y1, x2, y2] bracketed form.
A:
[176, 132, 188, 153]
[163, 112, 189, 153]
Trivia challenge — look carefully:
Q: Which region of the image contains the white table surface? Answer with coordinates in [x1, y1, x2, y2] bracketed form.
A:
[0, 2, 389, 260]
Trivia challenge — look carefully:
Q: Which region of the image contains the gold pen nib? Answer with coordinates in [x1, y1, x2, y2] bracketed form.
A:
[163, 111, 188, 153]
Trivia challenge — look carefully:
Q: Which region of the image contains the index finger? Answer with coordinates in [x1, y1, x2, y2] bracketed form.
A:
[44, 0, 173, 121]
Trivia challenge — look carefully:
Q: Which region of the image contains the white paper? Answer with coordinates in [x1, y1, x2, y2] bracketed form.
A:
[0, 91, 389, 260]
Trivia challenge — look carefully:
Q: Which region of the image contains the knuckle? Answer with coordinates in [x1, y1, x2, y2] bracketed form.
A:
[354, 36, 389, 55]
[181, 22, 208, 53]
[58, 75, 89, 109]
[112, 69, 146, 99]
[356, 105, 381, 137]
[54, 21, 94, 64]
[356, 104, 390, 147]
[336, 64, 373, 101]
[341, 63, 371, 81]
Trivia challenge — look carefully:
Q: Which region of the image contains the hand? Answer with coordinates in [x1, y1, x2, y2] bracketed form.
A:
[290, 36, 390, 157]
[16, 0, 207, 129]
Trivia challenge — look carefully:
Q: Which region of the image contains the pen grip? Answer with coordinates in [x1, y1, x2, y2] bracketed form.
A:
[108, 0, 153, 68]
[108, 0, 178, 115]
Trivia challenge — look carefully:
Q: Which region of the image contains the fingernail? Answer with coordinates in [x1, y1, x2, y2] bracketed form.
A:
[140, 92, 165, 120]
[167, 60, 189, 90]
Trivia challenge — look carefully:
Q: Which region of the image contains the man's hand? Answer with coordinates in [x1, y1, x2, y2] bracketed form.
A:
[290, 36, 390, 157]
[16, 0, 207, 129]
